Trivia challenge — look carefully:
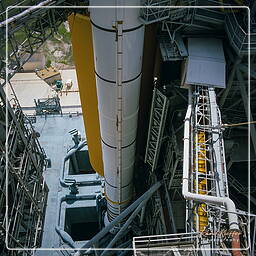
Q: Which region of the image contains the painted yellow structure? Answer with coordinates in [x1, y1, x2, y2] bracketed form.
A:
[194, 131, 208, 232]
[68, 13, 104, 176]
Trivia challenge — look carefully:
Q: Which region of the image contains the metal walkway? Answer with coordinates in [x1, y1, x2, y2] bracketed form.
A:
[145, 87, 170, 172]
[139, 1, 256, 55]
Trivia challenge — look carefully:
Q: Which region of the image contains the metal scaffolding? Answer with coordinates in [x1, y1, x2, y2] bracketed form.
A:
[0, 82, 48, 255]
[0, 1, 254, 255]
[34, 96, 62, 115]
[0, 0, 87, 83]
[140, 1, 255, 56]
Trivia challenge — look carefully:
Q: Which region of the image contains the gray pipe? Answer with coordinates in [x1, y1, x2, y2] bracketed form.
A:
[55, 194, 96, 249]
[101, 200, 148, 256]
[99, 240, 132, 256]
[118, 245, 132, 256]
[60, 140, 101, 187]
[55, 226, 76, 249]
[65, 140, 87, 161]
[74, 181, 162, 256]
[59, 140, 84, 187]
[139, 206, 146, 227]
[116, 240, 132, 256]
[71, 154, 79, 174]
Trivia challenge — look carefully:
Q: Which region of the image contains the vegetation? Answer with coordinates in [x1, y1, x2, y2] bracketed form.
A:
[41, 21, 74, 68]
[57, 23, 71, 43]
[46, 59, 51, 68]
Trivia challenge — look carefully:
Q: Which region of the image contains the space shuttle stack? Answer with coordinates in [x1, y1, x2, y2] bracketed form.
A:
[89, 0, 144, 222]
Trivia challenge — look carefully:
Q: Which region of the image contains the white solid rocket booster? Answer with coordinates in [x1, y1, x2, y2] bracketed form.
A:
[90, 0, 144, 221]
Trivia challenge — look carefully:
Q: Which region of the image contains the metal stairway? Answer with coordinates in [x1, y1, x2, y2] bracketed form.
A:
[145, 87, 170, 172]
[158, 32, 188, 61]
[139, 0, 171, 24]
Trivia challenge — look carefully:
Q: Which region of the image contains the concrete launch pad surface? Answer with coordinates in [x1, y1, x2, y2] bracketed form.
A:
[8, 69, 82, 114]
[34, 115, 100, 256]
[33, 115, 86, 255]
[7, 67, 102, 255]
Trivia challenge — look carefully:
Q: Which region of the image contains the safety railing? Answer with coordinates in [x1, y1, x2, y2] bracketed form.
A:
[133, 232, 199, 256]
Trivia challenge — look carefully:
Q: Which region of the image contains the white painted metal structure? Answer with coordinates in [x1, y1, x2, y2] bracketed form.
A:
[208, 87, 229, 197]
[182, 87, 241, 256]
[90, 0, 145, 222]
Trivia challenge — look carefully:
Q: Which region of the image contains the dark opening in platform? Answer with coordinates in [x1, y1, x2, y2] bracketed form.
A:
[64, 206, 99, 241]
[68, 150, 95, 175]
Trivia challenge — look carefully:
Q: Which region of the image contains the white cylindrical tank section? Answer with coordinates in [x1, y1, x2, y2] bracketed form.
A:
[89, 0, 144, 222]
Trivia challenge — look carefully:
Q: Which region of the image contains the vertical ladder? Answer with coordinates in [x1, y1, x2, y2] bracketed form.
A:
[194, 131, 208, 232]
[193, 87, 210, 232]
[145, 88, 170, 172]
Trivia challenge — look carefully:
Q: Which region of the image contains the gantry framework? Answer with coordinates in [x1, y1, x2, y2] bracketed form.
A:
[0, 3, 88, 252]
[0, 0, 255, 255]
[188, 86, 244, 253]
[0, 82, 48, 255]
[140, 84, 256, 254]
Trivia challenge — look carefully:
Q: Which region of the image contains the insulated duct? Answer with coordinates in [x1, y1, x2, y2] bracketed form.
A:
[89, 0, 145, 222]
[182, 89, 241, 256]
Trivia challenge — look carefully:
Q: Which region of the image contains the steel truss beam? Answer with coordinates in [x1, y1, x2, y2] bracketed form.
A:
[145, 87, 170, 171]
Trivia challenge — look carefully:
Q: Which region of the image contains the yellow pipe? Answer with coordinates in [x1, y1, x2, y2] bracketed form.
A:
[198, 131, 208, 232]
[68, 13, 104, 176]
[194, 131, 208, 232]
